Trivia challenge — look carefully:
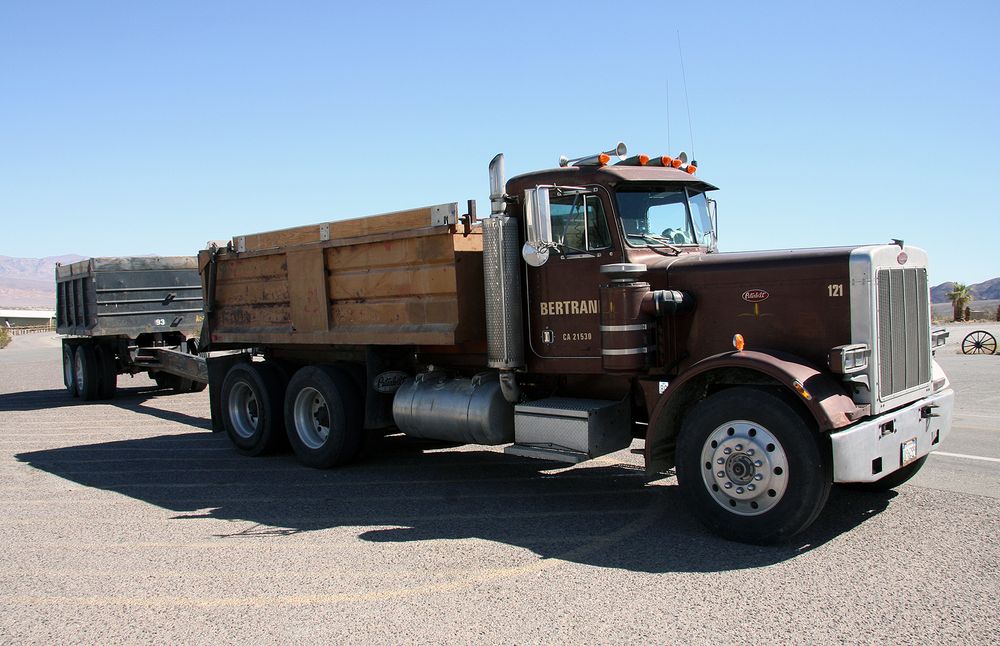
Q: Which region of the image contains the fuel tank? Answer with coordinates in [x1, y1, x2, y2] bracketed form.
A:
[392, 371, 514, 445]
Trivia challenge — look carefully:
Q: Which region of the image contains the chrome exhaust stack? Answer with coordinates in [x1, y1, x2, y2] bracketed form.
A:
[484, 154, 524, 402]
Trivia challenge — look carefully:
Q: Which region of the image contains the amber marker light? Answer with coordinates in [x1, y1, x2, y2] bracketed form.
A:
[792, 380, 813, 401]
[638, 154, 649, 165]
[732, 334, 745, 352]
[598, 153, 610, 165]
[670, 158, 683, 168]
[685, 165, 697, 174]
[660, 156, 674, 166]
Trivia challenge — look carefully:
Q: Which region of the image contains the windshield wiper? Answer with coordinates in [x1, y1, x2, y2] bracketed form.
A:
[626, 233, 682, 254]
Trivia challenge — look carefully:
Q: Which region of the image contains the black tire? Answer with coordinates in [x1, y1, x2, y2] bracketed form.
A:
[63, 344, 78, 397]
[94, 344, 118, 400]
[221, 362, 285, 456]
[284, 365, 363, 468]
[73, 344, 101, 401]
[675, 387, 832, 544]
[844, 455, 928, 492]
[152, 371, 173, 390]
[153, 371, 207, 394]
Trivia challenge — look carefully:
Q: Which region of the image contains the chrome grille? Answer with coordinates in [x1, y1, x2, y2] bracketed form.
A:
[876, 268, 930, 399]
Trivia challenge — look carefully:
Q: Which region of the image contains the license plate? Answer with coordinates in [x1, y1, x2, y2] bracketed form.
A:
[901, 438, 918, 465]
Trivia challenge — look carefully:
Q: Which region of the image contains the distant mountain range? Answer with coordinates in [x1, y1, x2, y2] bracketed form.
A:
[930, 278, 1000, 304]
[0, 254, 86, 308]
[0, 253, 995, 309]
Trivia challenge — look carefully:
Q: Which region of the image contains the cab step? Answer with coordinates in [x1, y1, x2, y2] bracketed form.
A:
[504, 397, 631, 463]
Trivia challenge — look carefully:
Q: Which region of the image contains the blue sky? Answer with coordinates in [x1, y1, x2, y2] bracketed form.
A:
[2, 1, 997, 285]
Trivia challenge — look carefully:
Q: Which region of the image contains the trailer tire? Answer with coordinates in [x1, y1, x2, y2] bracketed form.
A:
[74, 345, 101, 401]
[221, 362, 285, 456]
[675, 387, 831, 544]
[63, 344, 78, 397]
[284, 365, 363, 469]
[95, 344, 118, 400]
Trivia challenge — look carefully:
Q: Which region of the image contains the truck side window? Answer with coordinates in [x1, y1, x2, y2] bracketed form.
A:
[550, 193, 611, 253]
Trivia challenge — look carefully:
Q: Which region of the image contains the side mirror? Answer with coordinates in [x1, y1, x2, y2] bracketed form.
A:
[706, 198, 719, 252]
[522, 187, 554, 266]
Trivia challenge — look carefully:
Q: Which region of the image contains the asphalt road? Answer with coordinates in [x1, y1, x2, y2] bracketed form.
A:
[0, 331, 997, 644]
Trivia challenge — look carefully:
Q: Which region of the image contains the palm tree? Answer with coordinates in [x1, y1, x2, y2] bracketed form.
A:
[948, 283, 973, 321]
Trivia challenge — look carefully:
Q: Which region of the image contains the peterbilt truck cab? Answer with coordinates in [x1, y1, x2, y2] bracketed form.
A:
[482, 145, 954, 543]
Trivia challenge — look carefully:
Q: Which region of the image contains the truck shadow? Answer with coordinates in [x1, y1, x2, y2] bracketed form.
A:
[0, 387, 211, 430]
[15, 432, 896, 574]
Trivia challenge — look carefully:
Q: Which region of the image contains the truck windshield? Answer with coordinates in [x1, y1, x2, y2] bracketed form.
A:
[616, 187, 713, 248]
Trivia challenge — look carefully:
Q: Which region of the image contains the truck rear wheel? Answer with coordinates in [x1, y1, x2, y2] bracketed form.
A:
[675, 387, 831, 544]
[73, 345, 101, 401]
[284, 365, 363, 469]
[221, 362, 285, 456]
[63, 344, 77, 397]
[94, 344, 118, 400]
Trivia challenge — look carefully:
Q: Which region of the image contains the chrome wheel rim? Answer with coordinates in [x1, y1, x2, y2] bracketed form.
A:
[700, 420, 788, 516]
[64, 349, 74, 388]
[227, 382, 260, 439]
[74, 352, 85, 392]
[293, 387, 330, 450]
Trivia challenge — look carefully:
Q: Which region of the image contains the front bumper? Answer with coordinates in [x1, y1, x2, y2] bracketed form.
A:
[829, 387, 954, 483]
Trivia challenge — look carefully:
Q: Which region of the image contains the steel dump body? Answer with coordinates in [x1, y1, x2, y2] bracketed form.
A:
[55, 257, 203, 338]
[200, 203, 486, 350]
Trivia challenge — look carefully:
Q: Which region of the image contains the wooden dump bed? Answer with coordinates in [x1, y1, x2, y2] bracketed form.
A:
[201, 203, 486, 348]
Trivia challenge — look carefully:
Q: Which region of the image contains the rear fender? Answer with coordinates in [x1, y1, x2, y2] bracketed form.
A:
[645, 350, 863, 473]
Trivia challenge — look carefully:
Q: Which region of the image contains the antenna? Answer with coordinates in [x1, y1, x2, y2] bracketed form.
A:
[677, 31, 695, 159]
[665, 77, 671, 153]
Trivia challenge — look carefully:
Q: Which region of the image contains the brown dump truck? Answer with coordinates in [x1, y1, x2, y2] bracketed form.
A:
[197, 145, 954, 543]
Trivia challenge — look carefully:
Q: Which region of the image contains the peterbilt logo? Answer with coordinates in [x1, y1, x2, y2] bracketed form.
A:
[373, 371, 408, 394]
[742, 289, 769, 303]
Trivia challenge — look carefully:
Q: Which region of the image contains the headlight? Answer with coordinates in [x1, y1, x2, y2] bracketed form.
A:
[829, 344, 870, 374]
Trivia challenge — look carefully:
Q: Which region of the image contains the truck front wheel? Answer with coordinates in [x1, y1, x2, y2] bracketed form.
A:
[284, 365, 363, 469]
[221, 363, 285, 456]
[675, 387, 831, 544]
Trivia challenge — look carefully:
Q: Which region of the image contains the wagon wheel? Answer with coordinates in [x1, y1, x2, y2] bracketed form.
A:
[961, 330, 997, 355]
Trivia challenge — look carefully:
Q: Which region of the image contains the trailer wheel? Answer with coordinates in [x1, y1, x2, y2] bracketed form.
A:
[221, 363, 285, 456]
[73, 345, 101, 401]
[94, 344, 118, 400]
[284, 365, 363, 468]
[675, 387, 831, 544]
[63, 344, 78, 397]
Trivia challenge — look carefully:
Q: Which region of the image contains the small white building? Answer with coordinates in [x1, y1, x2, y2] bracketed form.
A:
[0, 309, 56, 328]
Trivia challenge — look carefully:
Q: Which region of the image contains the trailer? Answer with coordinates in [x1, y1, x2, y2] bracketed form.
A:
[190, 145, 955, 544]
[56, 256, 208, 400]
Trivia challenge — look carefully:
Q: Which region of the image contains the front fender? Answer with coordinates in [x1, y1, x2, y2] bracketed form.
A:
[645, 350, 864, 472]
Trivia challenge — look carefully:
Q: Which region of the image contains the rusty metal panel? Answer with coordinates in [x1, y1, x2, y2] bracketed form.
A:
[55, 257, 202, 338]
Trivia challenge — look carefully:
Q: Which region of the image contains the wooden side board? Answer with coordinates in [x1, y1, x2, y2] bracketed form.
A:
[233, 204, 460, 253]
[206, 228, 485, 347]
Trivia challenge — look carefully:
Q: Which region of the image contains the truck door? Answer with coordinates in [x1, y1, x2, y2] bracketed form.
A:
[524, 188, 616, 362]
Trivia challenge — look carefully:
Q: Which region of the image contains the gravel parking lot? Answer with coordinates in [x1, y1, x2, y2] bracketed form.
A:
[1, 332, 998, 644]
